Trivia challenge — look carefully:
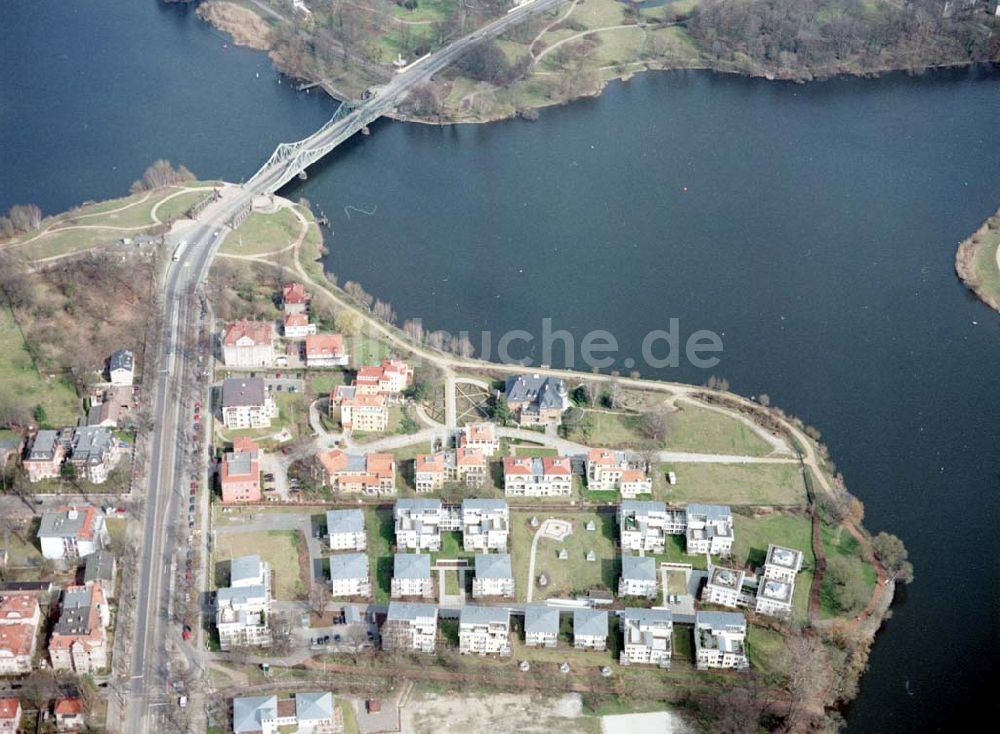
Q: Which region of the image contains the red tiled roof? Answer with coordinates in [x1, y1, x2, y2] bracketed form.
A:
[54, 505, 99, 542]
[366, 453, 395, 479]
[415, 454, 445, 474]
[456, 448, 485, 466]
[284, 313, 309, 327]
[318, 450, 350, 476]
[0, 593, 39, 622]
[54, 698, 83, 716]
[0, 623, 35, 656]
[502, 456, 532, 476]
[282, 283, 308, 304]
[542, 456, 572, 475]
[223, 320, 272, 347]
[306, 334, 345, 358]
[0, 699, 20, 720]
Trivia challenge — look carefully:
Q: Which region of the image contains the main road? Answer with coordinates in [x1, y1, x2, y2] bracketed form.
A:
[122, 2, 564, 732]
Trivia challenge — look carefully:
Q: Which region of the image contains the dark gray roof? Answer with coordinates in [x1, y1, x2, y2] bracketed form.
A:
[330, 553, 369, 581]
[573, 608, 608, 638]
[109, 349, 134, 373]
[393, 553, 431, 580]
[524, 604, 560, 636]
[27, 430, 61, 461]
[623, 607, 673, 626]
[230, 555, 263, 585]
[474, 553, 512, 580]
[696, 610, 746, 631]
[71, 426, 114, 466]
[326, 509, 365, 535]
[395, 498, 441, 515]
[221, 377, 266, 408]
[54, 587, 96, 636]
[462, 498, 508, 514]
[620, 500, 667, 517]
[84, 550, 116, 585]
[505, 374, 567, 410]
[621, 555, 656, 582]
[686, 503, 732, 522]
[38, 506, 94, 539]
[460, 605, 509, 626]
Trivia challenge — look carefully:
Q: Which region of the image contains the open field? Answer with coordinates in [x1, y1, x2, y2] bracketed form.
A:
[0, 304, 81, 426]
[214, 529, 305, 600]
[366, 507, 394, 604]
[658, 462, 807, 506]
[222, 207, 303, 256]
[510, 510, 618, 602]
[665, 403, 774, 456]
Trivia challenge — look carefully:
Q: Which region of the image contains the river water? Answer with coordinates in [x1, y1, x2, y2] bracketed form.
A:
[2, 2, 998, 731]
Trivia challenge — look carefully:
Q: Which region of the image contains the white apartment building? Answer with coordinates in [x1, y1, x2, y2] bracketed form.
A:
[394, 499, 445, 552]
[216, 555, 272, 651]
[586, 449, 652, 496]
[382, 602, 438, 653]
[326, 509, 367, 552]
[618, 555, 658, 598]
[48, 584, 110, 674]
[620, 607, 673, 668]
[703, 565, 747, 609]
[222, 321, 275, 368]
[618, 500, 685, 554]
[462, 499, 509, 552]
[524, 604, 560, 648]
[503, 455, 573, 497]
[459, 606, 511, 656]
[471, 553, 514, 598]
[685, 504, 735, 556]
[459, 422, 500, 457]
[221, 378, 278, 430]
[0, 593, 41, 676]
[573, 608, 609, 651]
[37, 505, 109, 561]
[390, 554, 434, 598]
[329, 553, 372, 598]
[695, 611, 749, 670]
[762, 545, 804, 584]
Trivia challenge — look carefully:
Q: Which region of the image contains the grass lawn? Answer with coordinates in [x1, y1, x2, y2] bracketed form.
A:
[656, 462, 807, 506]
[0, 305, 81, 425]
[511, 511, 618, 602]
[366, 508, 394, 604]
[672, 626, 694, 663]
[307, 372, 348, 398]
[153, 189, 214, 222]
[651, 533, 708, 571]
[665, 404, 773, 457]
[431, 531, 474, 563]
[214, 530, 305, 600]
[513, 445, 558, 457]
[565, 410, 646, 447]
[746, 625, 786, 677]
[337, 699, 359, 734]
[222, 207, 303, 256]
[444, 570, 460, 596]
[964, 213, 1000, 307]
[818, 523, 878, 619]
[731, 512, 815, 624]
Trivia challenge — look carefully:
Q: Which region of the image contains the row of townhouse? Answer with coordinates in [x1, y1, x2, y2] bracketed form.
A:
[702, 544, 804, 619]
[502, 455, 573, 497]
[232, 691, 342, 734]
[618, 500, 735, 556]
[388, 552, 516, 600]
[23, 426, 122, 485]
[215, 555, 272, 651]
[381, 602, 748, 670]
[394, 498, 509, 552]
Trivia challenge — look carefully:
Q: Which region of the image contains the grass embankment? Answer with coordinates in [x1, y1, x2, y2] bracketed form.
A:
[955, 207, 1000, 312]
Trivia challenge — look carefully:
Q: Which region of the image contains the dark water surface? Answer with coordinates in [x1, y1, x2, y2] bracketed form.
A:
[2, 2, 999, 731]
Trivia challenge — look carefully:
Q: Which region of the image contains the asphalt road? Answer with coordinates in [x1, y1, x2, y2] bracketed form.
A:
[122, 3, 568, 731]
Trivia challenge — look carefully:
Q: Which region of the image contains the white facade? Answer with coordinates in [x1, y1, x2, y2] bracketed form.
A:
[216, 556, 272, 651]
[326, 510, 367, 552]
[703, 566, 746, 609]
[459, 606, 511, 656]
[382, 602, 438, 653]
[394, 499, 444, 551]
[462, 499, 509, 552]
[620, 608, 673, 668]
[685, 504, 734, 556]
[503, 456, 573, 497]
[329, 553, 372, 598]
[694, 612, 749, 670]
[619, 501, 684, 554]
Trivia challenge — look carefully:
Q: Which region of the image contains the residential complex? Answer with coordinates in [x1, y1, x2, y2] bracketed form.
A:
[67, 426, 120, 484]
[394, 499, 446, 551]
[0, 593, 41, 676]
[471, 553, 514, 598]
[459, 606, 511, 656]
[413, 449, 487, 492]
[220, 437, 262, 504]
[49, 583, 110, 674]
[703, 565, 747, 608]
[694, 611, 749, 670]
[504, 374, 569, 425]
[326, 509, 367, 551]
[318, 450, 396, 495]
[216, 555, 272, 651]
[620, 607, 673, 668]
[37, 505, 108, 560]
[222, 320, 275, 368]
[461, 499, 509, 552]
[221, 378, 277, 430]
[382, 602, 438, 653]
[503, 455, 573, 497]
[354, 359, 413, 396]
[390, 554, 434, 598]
[618, 500, 684, 554]
[330, 387, 388, 432]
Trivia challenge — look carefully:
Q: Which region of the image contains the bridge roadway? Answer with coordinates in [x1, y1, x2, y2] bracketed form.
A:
[122, 2, 565, 732]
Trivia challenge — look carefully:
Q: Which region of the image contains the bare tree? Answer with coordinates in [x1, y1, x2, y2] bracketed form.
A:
[309, 581, 330, 618]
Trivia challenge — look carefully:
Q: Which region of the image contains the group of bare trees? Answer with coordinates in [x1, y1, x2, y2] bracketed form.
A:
[0, 203, 43, 239]
[130, 159, 195, 193]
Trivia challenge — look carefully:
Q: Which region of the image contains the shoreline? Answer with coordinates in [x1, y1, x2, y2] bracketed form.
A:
[955, 207, 1000, 313]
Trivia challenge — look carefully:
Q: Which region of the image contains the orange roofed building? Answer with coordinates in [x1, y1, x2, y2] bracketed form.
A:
[281, 282, 309, 313]
[306, 333, 348, 367]
[222, 320, 275, 368]
[220, 438, 262, 504]
[318, 450, 396, 496]
[53, 697, 85, 731]
[283, 312, 316, 339]
[459, 422, 500, 457]
[49, 584, 110, 675]
[503, 455, 573, 497]
[0, 699, 22, 734]
[586, 449, 652, 498]
[330, 386, 388, 432]
[354, 359, 413, 396]
[0, 592, 41, 675]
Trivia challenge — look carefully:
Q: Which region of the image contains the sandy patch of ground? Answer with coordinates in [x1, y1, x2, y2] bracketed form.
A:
[197, 1, 272, 50]
[402, 692, 594, 734]
[601, 711, 691, 734]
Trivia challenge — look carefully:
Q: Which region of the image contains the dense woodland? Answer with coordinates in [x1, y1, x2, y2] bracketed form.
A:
[688, 0, 999, 79]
